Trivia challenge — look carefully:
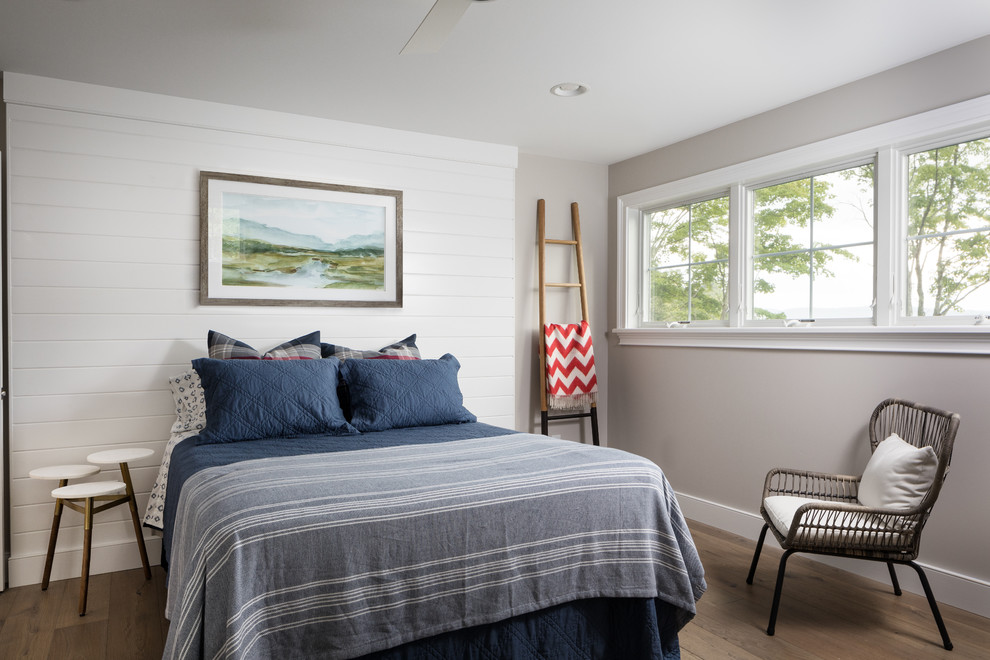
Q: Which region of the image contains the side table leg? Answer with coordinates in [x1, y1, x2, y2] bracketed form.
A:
[120, 462, 151, 579]
[79, 497, 94, 616]
[42, 479, 68, 591]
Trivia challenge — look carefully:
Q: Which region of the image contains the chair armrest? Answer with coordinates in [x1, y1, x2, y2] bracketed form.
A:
[763, 467, 860, 502]
[783, 500, 923, 553]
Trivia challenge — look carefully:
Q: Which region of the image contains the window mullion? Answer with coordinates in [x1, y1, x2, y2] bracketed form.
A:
[639, 206, 651, 327]
[809, 175, 816, 319]
[875, 147, 897, 326]
[728, 183, 747, 327]
[686, 206, 693, 322]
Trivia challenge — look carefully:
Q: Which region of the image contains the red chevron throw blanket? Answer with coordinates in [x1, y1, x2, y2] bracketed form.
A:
[544, 320, 598, 410]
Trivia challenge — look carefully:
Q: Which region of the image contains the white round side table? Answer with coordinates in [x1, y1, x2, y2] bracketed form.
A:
[29, 464, 102, 596]
[86, 448, 154, 592]
[86, 447, 154, 467]
[50, 480, 128, 615]
[29, 464, 100, 482]
[30, 448, 156, 616]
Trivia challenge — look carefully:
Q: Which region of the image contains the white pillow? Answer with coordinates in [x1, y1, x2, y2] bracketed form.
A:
[858, 433, 938, 511]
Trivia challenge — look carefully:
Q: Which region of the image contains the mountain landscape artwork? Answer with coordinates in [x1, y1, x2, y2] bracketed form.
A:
[200, 172, 402, 307]
[220, 192, 386, 291]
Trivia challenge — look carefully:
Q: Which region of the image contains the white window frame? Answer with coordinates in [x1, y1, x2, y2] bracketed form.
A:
[615, 94, 990, 355]
[744, 159, 877, 328]
[641, 191, 731, 327]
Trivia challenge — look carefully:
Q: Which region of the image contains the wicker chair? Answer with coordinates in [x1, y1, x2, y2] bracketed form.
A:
[745, 398, 959, 650]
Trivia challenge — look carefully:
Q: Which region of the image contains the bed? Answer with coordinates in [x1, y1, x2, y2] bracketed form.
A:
[147, 332, 706, 659]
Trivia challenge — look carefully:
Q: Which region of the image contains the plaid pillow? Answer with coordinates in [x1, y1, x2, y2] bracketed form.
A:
[208, 330, 322, 360]
[321, 334, 420, 361]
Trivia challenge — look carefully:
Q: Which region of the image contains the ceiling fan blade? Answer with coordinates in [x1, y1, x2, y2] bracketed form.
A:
[401, 0, 473, 54]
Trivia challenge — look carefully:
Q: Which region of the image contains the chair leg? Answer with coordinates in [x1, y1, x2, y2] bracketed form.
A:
[79, 497, 94, 616]
[41, 479, 68, 591]
[907, 561, 953, 650]
[766, 549, 795, 636]
[886, 562, 902, 596]
[746, 523, 769, 585]
[120, 462, 151, 580]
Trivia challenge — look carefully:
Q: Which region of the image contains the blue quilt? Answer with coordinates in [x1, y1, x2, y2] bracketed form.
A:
[162, 423, 516, 566]
[162, 424, 704, 659]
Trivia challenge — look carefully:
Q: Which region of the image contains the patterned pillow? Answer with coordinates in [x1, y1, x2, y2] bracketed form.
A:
[208, 330, 322, 360]
[340, 353, 476, 432]
[143, 428, 197, 530]
[168, 370, 207, 434]
[320, 334, 420, 361]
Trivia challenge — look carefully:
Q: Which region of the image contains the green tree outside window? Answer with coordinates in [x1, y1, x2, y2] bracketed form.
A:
[906, 138, 990, 317]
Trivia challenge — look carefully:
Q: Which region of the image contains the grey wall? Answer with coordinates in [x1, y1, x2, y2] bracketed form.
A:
[607, 36, 990, 616]
[515, 154, 608, 444]
[610, 36, 990, 197]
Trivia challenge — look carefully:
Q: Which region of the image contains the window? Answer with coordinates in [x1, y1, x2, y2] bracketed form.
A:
[751, 165, 874, 322]
[646, 195, 729, 324]
[616, 96, 990, 353]
[905, 138, 990, 319]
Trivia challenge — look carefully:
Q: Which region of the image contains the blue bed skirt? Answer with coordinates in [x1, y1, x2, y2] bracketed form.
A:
[359, 596, 681, 660]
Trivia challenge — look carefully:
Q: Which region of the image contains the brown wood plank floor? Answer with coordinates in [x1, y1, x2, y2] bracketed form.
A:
[0, 567, 168, 659]
[0, 520, 986, 658]
[683, 520, 990, 659]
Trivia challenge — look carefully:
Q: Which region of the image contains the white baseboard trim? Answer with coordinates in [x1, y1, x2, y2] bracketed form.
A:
[6, 536, 163, 589]
[676, 491, 990, 619]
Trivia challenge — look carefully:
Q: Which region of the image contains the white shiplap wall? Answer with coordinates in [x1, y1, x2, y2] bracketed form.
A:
[3, 73, 518, 587]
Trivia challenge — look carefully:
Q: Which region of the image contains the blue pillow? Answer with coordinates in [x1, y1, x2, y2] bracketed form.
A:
[339, 354, 477, 432]
[192, 357, 357, 444]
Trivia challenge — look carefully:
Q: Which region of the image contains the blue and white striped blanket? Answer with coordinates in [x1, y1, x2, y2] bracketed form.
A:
[163, 434, 706, 659]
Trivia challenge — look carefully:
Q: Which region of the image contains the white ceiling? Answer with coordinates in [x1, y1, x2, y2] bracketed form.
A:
[3, 1, 990, 165]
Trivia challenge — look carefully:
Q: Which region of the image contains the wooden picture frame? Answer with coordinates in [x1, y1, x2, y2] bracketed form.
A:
[199, 171, 402, 307]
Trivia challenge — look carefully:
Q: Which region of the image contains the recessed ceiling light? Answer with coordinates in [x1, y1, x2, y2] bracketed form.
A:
[550, 83, 588, 97]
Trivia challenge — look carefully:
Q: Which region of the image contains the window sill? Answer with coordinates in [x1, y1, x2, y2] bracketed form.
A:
[612, 326, 990, 355]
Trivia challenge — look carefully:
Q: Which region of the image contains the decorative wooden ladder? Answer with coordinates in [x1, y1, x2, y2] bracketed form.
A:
[537, 199, 600, 446]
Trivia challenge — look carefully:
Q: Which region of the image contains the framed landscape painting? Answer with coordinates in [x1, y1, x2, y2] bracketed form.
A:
[200, 171, 402, 307]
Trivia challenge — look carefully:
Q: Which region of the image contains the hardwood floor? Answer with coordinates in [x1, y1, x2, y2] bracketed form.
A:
[0, 520, 986, 658]
[0, 566, 168, 659]
[683, 520, 990, 659]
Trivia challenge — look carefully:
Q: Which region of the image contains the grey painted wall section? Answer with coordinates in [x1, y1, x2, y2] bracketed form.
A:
[515, 154, 608, 444]
[607, 36, 990, 616]
[610, 35, 990, 197]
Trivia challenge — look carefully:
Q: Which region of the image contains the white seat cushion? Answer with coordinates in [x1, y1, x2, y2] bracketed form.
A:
[858, 433, 938, 511]
[764, 496, 823, 536]
[764, 495, 889, 545]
